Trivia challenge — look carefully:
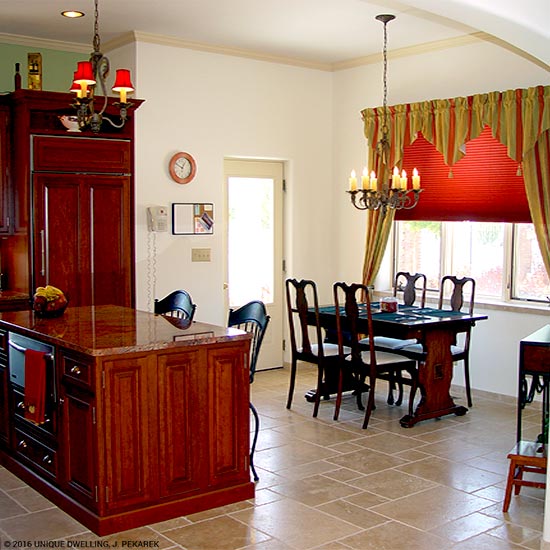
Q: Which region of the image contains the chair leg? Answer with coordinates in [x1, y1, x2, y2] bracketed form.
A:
[386, 373, 395, 405]
[362, 375, 376, 429]
[249, 402, 260, 482]
[463, 357, 473, 407]
[313, 364, 324, 417]
[333, 360, 344, 421]
[286, 358, 297, 409]
[503, 458, 517, 512]
[394, 370, 404, 407]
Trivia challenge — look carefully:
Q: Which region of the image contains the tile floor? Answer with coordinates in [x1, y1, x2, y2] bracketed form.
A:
[0, 366, 546, 549]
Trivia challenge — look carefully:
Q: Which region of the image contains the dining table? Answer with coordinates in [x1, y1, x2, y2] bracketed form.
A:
[307, 302, 488, 427]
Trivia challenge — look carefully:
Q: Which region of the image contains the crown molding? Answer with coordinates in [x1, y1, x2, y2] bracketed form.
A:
[126, 31, 333, 71]
[333, 32, 549, 72]
[0, 32, 89, 53]
[1, 29, 547, 73]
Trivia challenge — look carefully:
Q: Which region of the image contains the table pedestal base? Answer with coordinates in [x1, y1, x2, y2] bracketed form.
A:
[400, 404, 468, 427]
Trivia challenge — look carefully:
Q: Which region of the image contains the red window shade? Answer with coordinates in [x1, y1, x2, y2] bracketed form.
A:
[397, 126, 531, 222]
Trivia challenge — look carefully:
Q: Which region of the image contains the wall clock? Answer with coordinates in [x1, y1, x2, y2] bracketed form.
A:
[169, 151, 196, 184]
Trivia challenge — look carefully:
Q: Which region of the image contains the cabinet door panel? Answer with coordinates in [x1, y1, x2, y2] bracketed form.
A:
[33, 173, 90, 304]
[61, 385, 97, 510]
[206, 345, 249, 487]
[157, 350, 202, 497]
[33, 136, 130, 174]
[89, 177, 132, 307]
[103, 356, 155, 510]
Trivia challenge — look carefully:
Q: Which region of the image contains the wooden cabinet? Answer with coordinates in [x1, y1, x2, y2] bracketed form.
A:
[1, 90, 141, 305]
[32, 136, 133, 307]
[0, 107, 11, 234]
[0, 329, 8, 445]
[60, 352, 98, 510]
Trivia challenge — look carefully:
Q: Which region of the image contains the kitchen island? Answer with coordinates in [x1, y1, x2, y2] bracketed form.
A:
[0, 305, 254, 535]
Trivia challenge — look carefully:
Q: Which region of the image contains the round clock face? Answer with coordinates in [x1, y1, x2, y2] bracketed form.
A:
[169, 152, 196, 184]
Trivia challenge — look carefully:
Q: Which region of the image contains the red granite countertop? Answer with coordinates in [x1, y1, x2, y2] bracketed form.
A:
[0, 305, 249, 356]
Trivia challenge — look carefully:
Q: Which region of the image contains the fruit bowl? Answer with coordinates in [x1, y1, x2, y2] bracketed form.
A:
[33, 286, 69, 318]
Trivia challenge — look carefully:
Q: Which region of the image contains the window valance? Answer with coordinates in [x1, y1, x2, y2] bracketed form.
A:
[359, 85, 550, 285]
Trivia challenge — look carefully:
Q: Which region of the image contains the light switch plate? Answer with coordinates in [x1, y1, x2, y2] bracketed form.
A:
[192, 248, 211, 262]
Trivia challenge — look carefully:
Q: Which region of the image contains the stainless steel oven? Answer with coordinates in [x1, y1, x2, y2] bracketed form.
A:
[8, 332, 54, 389]
[8, 332, 56, 434]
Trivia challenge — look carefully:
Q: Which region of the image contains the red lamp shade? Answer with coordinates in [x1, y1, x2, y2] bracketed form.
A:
[69, 72, 80, 93]
[112, 69, 134, 92]
[74, 61, 96, 85]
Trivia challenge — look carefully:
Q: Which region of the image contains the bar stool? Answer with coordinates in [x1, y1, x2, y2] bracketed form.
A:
[503, 441, 546, 512]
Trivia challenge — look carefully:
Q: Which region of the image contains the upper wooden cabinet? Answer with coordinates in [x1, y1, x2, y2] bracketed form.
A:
[1, 90, 142, 306]
[0, 107, 11, 234]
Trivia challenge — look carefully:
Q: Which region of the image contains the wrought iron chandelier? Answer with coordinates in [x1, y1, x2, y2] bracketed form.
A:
[347, 14, 421, 215]
[69, 0, 135, 133]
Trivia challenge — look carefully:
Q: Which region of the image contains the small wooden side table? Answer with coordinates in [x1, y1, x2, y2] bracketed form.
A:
[503, 326, 550, 512]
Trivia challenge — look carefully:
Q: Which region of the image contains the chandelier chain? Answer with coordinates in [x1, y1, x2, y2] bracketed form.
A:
[93, 0, 101, 53]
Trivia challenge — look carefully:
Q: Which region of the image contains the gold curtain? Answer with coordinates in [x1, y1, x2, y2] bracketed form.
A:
[360, 85, 550, 285]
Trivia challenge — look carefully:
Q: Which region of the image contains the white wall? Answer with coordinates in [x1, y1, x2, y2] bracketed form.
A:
[113, 36, 550, 397]
[126, 43, 335, 324]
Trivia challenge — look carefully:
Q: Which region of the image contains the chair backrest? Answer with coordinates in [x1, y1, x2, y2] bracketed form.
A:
[438, 276, 475, 314]
[154, 290, 197, 321]
[333, 281, 376, 369]
[394, 271, 427, 307]
[285, 278, 325, 359]
[228, 300, 270, 383]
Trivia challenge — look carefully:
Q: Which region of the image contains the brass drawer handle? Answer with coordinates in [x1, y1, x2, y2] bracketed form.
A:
[17, 400, 26, 411]
[70, 365, 82, 376]
[42, 454, 52, 465]
[17, 439, 27, 449]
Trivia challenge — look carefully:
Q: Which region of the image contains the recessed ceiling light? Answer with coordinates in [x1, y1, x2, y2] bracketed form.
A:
[61, 10, 85, 18]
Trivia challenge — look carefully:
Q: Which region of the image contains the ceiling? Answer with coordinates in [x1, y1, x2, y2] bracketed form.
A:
[0, 0, 548, 69]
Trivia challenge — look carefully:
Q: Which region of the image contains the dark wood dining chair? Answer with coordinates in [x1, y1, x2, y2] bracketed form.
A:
[401, 275, 476, 407]
[154, 289, 197, 321]
[285, 278, 348, 417]
[362, 271, 427, 405]
[333, 281, 417, 428]
[228, 300, 270, 482]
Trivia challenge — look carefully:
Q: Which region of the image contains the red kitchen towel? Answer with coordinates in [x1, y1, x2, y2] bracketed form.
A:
[24, 349, 47, 425]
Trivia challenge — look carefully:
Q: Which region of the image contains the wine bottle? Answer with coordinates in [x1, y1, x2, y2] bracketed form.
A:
[14, 63, 21, 90]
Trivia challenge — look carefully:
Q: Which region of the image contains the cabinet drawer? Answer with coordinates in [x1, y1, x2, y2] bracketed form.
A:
[33, 136, 131, 174]
[63, 355, 93, 388]
[521, 345, 550, 374]
[15, 428, 57, 480]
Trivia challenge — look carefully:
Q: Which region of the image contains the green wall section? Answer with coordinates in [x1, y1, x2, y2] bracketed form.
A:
[0, 43, 84, 94]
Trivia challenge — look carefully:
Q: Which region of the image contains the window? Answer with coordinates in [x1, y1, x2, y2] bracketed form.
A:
[395, 221, 550, 304]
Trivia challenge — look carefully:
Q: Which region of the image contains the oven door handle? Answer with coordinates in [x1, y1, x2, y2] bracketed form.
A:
[8, 340, 54, 361]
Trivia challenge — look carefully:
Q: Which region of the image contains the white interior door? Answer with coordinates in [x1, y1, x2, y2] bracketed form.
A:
[224, 159, 284, 371]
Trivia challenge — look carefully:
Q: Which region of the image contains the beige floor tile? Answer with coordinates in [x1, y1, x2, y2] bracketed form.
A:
[487, 521, 542, 545]
[451, 532, 526, 549]
[397, 455, 505, 493]
[5, 486, 56, 513]
[349, 468, 438, 499]
[231, 498, 361, 549]
[0, 507, 87, 541]
[269, 474, 360, 506]
[339, 519, 448, 550]
[370, 485, 494, 530]
[163, 515, 271, 550]
[0, 491, 28, 519]
[326, 448, 408, 475]
[429, 511, 504, 542]
[316, 499, 389, 529]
